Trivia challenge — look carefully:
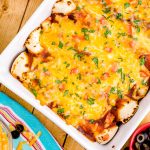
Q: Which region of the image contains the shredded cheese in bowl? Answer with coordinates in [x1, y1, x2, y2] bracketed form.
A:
[0, 121, 12, 150]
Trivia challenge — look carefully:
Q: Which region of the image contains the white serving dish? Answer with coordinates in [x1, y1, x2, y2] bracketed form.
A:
[0, 0, 150, 149]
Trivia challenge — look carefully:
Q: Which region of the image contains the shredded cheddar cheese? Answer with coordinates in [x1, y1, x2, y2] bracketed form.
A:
[0, 124, 9, 150]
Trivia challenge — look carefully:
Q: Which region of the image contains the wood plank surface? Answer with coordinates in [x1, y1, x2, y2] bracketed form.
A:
[0, 0, 149, 150]
[0, 0, 28, 52]
[20, 0, 43, 29]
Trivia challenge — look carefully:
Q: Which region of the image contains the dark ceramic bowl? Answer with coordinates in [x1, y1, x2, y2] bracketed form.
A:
[129, 122, 150, 150]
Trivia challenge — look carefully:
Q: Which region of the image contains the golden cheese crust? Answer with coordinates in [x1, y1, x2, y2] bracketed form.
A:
[11, 0, 150, 144]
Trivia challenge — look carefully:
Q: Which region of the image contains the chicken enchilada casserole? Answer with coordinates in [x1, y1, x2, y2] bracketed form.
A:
[11, 0, 150, 144]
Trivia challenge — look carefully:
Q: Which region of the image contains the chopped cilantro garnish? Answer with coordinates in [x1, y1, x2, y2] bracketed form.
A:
[75, 93, 80, 97]
[118, 32, 126, 38]
[124, 2, 130, 8]
[77, 73, 82, 80]
[87, 98, 95, 105]
[43, 67, 48, 72]
[117, 68, 122, 73]
[76, 6, 81, 10]
[37, 79, 42, 87]
[74, 53, 84, 60]
[110, 87, 116, 94]
[64, 115, 70, 119]
[140, 57, 145, 66]
[136, 26, 140, 33]
[84, 34, 89, 40]
[96, 19, 99, 23]
[121, 73, 125, 83]
[141, 80, 147, 86]
[102, 7, 111, 14]
[81, 28, 95, 40]
[89, 29, 95, 33]
[64, 90, 69, 96]
[129, 78, 134, 83]
[104, 28, 111, 38]
[31, 89, 37, 97]
[64, 61, 70, 68]
[82, 111, 86, 115]
[81, 28, 88, 33]
[62, 77, 68, 83]
[51, 41, 56, 45]
[117, 89, 123, 99]
[89, 119, 95, 124]
[66, 64, 70, 68]
[117, 68, 125, 83]
[133, 20, 140, 25]
[55, 79, 62, 84]
[116, 13, 123, 20]
[67, 46, 76, 51]
[92, 57, 99, 68]
[97, 78, 101, 84]
[58, 41, 63, 49]
[80, 105, 84, 109]
[83, 47, 88, 51]
[57, 108, 64, 114]
[138, 0, 142, 5]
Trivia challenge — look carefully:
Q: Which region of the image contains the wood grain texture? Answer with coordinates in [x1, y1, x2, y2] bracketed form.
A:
[4, 87, 33, 113]
[64, 136, 85, 150]
[20, 0, 43, 28]
[0, 0, 28, 52]
[0, 84, 6, 93]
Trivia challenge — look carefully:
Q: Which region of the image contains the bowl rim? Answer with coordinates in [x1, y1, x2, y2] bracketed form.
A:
[129, 122, 150, 150]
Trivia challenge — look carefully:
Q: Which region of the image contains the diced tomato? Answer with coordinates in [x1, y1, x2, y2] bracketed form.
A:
[100, 17, 106, 25]
[70, 68, 79, 74]
[140, 70, 150, 78]
[104, 47, 112, 53]
[106, 86, 111, 93]
[72, 35, 84, 42]
[101, 72, 110, 80]
[59, 83, 65, 91]
[92, 78, 98, 84]
[83, 94, 88, 100]
[75, 12, 86, 20]
[99, 92, 108, 100]
[129, 40, 136, 48]
[44, 71, 50, 76]
[110, 63, 118, 72]
[105, 0, 112, 5]
[102, 134, 109, 141]
[126, 23, 132, 36]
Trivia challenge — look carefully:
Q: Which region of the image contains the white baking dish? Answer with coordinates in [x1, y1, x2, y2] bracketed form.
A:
[0, 0, 150, 149]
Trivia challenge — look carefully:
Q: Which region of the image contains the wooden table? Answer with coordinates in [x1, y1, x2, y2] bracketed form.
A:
[0, 0, 149, 149]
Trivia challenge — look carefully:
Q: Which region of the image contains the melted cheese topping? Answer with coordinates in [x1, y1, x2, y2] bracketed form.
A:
[23, 0, 150, 126]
